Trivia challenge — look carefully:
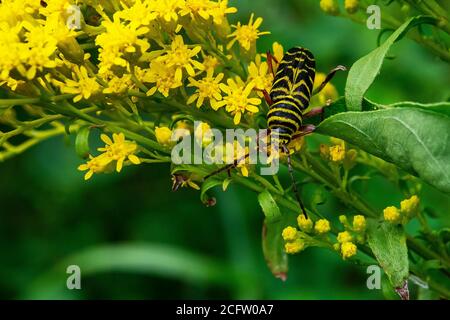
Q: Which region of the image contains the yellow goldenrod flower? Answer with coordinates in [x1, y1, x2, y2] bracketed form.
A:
[187, 69, 224, 109]
[194, 121, 214, 146]
[155, 126, 174, 147]
[285, 239, 305, 254]
[223, 141, 250, 177]
[216, 77, 261, 125]
[341, 241, 357, 259]
[329, 144, 346, 162]
[383, 206, 401, 223]
[297, 214, 313, 233]
[320, 0, 340, 16]
[344, 0, 359, 14]
[117, 0, 158, 26]
[272, 42, 284, 63]
[400, 195, 420, 217]
[180, 0, 215, 20]
[352, 215, 366, 232]
[337, 231, 353, 243]
[288, 137, 305, 154]
[95, 17, 150, 75]
[57, 66, 101, 102]
[157, 35, 204, 82]
[210, 0, 237, 25]
[282, 226, 299, 241]
[144, 61, 183, 97]
[313, 72, 338, 105]
[78, 154, 111, 180]
[103, 74, 134, 94]
[247, 57, 273, 97]
[202, 54, 220, 72]
[98, 133, 141, 172]
[315, 219, 331, 234]
[151, 0, 185, 22]
[227, 13, 270, 51]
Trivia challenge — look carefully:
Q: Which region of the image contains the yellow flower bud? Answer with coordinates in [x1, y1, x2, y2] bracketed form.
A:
[297, 214, 313, 233]
[155, 126, 173, 147]
[383, 206, 401, 224]
[314, 219, 331, 234]
[341, 242, 357, 259]
[282, 226, 298, 241]
[400, 195, 420, 217]
[329, 144, 346, 162]
[320, 0, 340, 16]
[344, 0, 359, 14]
[285, 239, 305, 254]
[337, 231, 353, 243]
[194, 122, 213, 146]
[352, 215, 366, 232]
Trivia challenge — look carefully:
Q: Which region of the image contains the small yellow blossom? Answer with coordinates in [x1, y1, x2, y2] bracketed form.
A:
[337, 231, 353, 243]
[194, 121, 214, 146]
[57, 66, 101, 102]
[227, 13, 270, 51]
[400, 195, 420, 217]
[345, 0, 360, 14]
[282, 226, 299, 241]
[384, 206, 401, 223]
[247, 57, 273, 97]
[216, 77, 261, 125]
[103, 74, 133, 94]
[272, 42, 284, 63]
[315, 219, 331, 234]
[155, 126, 174, 147]
[320, 0, 340, 16]
[329, 144, 346, 162]
[187, 69, 224, 109]
[297, 214, 313, 233]
[202, 54, 220, 72]
[180, 0, 215, 20]
[157, 35, 204, 82]
[210, 0, 237, 25]
[352, 215, 366, 232]
[98, 133, 141, 172]
[144, 61, 183, 97]
[78, 154, 111, 180]
[341, 242, 357, 259]
[151, 0, 185, 22]
[285, 239, 305, 254]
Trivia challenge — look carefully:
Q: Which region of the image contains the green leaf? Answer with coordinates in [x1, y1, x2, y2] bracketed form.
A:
[258, 189, 282, 223]
[200, 178, 223, 204]
[345, 16, 437, 111]
[384, 101, 450, 117]
[262, 220, 288, 281]
[258, 190, 287, 280]
[316, 108, 450, 194]
[367, 219, 409, 289]
[75, 126, 91, 159]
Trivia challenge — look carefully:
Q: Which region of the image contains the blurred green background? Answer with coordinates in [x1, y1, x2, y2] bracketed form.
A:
[1, 0, 449, 299]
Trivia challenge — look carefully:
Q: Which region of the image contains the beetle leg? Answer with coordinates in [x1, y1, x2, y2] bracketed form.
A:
[267, 50, 279, 77]
[312, 65, 347, 96]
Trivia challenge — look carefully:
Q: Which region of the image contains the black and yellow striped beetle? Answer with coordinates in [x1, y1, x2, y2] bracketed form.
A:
[205, 47, 346, 217]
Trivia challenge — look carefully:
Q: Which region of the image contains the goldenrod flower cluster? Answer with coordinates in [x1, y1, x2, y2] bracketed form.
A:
[320, 137, 357, 169]
[333, 214, 366, 259]
[383, 195, 420, 224]
[282, 215, 332, 255]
